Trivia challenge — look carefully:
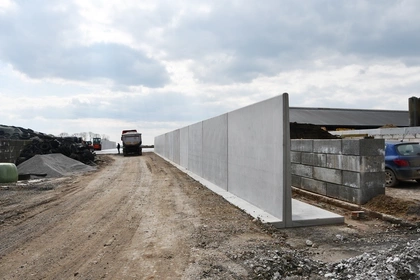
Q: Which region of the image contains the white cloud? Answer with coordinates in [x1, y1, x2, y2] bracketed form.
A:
[1, 0, 420, 142]
[0, 0, 16, 13]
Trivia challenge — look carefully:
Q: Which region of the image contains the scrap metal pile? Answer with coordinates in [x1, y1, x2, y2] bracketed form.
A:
[0, 125, 96, 165]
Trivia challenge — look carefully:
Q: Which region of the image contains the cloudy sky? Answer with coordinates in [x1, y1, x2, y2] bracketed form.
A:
[1, 0, 420, 144]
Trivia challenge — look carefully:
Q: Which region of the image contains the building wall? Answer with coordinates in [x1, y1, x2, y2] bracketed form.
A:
[154, 94, 291, 225]
[291, 139, 385, 205]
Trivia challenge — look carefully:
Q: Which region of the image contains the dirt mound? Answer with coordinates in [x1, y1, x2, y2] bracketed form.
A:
[290, 122, 340, 139]
[364, 194, 420, 222]
[17, 154, 95, 178]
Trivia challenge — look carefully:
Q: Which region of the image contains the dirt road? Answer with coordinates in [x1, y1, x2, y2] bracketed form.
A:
[1, 153, 419, 279]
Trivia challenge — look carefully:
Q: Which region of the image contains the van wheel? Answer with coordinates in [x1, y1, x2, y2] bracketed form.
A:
[385, 169, 399, 187]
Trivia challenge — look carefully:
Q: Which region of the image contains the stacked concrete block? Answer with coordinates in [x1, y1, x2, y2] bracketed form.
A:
[291, 139, 385, 205]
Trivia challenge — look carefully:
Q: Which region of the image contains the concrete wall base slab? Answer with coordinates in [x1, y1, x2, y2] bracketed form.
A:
[157, 153, 344, 228]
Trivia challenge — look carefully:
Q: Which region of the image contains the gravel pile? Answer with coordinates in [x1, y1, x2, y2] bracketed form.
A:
[239, 238, 420, 279]
[321, 238, 420, 279]
[17, 154, 95, 178]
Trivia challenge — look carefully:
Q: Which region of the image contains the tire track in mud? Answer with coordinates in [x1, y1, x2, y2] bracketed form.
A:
[0, 153, 203, 279]
[106, 154, 202, 279]
[1, 153, 273, 280]
[0, 155, 143, 278]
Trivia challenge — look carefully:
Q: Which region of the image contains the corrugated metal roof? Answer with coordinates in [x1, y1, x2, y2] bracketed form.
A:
[290, 107, 409, 127]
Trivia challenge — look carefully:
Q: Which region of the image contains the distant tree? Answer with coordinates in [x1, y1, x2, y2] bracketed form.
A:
[80, 132, 87, 140]
[101, 134, 109, 140]
[88, 131, 94, 140]
[59, 132, 69, 137]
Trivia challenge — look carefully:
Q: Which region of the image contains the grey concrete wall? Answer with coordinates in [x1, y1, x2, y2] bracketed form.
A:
[172, 129, 180, 165]
[202, 114, 228, 190]
[0, 139, 31, 164]
[166, 132, 174, 161]
[228, 96, 286, 218]
[291, 139, 385, 205]
[154, 94, 291, 225]
[188, 122, 203, 176]
[101, 139, 117, 150]
[180, 127, 189, 168]
[154, 134, 165, 156]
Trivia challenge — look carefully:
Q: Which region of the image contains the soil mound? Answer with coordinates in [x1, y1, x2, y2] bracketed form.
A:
[17, 154, 95, 178]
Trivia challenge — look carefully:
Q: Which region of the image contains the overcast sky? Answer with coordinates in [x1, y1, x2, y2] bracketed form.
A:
[1, 0, 420, 144]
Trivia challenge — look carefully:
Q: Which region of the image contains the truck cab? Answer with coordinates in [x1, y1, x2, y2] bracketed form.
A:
[92, 137, 102, 151]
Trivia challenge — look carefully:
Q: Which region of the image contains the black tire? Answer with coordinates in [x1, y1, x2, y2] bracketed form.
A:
[40, 142, 51, 152]
[385, 168, 399, 187]
[415, 179, 420, 184]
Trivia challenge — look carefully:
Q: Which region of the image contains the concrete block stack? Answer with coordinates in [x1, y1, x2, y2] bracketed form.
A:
[291, 139, 385, 205]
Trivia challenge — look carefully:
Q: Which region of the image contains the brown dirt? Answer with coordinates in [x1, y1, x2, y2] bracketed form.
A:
[363, 194, 420, 223]
[0, 153, 419, 279]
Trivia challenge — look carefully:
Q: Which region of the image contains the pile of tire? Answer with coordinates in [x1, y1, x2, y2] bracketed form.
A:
[0, 125, 51, 140]
[16, 136, 95, 165]
[0, 125, 95, 166]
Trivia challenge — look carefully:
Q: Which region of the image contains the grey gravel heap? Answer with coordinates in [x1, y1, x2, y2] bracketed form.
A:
[237, 238, 420, 279]
[17, 154, 95, 178]
[321, 238, 420, 280]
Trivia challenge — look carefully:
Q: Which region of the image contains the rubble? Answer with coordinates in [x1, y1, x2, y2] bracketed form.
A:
[321, 239, 420, 279]
[230, 237, 420, 279]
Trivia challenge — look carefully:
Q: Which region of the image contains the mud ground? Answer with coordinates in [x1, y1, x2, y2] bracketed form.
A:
[0, 153, 419, 279]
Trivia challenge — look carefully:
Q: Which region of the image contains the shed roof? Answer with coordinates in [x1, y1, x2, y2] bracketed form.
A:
[290, 107, 409, 127]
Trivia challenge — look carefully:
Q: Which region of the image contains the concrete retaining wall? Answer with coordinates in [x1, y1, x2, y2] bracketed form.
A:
[291, 139, 385, 205]
[0, 139, 31, 164]
[101, 139, 117, 150]
[154, 94, 291, 225]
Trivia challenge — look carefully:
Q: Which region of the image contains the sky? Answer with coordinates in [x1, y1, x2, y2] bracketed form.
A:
[1, 0, 420, 144]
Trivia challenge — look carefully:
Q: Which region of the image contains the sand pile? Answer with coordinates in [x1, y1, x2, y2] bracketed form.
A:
[17, 154, 95, 178]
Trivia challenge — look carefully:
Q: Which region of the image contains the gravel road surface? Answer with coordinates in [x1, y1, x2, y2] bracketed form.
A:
[1, 153, 419, 279]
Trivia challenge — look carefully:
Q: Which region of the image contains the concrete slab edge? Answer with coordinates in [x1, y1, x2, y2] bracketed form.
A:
[291, 217, 346, 228]
[292, 187, 420, 228]
[156, 154, 283, 224]
[154, 153, 345, 228]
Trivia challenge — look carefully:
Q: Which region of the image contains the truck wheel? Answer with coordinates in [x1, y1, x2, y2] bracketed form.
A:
[139, 148, 142, 156]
